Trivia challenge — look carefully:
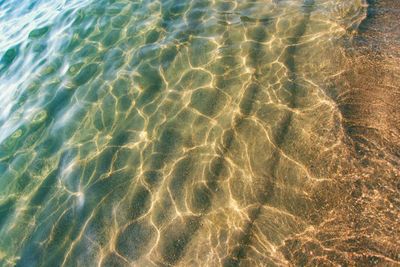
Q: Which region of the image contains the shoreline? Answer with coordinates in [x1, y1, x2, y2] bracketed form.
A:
[281, 1, 400, 265]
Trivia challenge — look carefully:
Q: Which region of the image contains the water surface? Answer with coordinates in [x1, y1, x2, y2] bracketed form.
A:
[0, 0, 399, 266]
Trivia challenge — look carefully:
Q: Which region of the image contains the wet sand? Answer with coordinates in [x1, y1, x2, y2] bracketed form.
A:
[281, 0, 400, 265]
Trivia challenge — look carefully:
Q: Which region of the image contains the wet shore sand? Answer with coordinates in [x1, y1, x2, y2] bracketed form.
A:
[281, 0, 400, 265]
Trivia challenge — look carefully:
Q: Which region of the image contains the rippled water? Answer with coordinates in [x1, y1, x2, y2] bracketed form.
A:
[0, 0, 399, 266]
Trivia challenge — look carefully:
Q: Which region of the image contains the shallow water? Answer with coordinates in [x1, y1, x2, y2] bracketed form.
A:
[0, 0, 399, 266]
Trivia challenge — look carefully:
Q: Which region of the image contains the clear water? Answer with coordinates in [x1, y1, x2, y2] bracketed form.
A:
[0, 0, 399, 266]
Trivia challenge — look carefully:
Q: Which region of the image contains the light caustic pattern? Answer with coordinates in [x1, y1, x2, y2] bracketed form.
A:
[0, 0, 399, 266]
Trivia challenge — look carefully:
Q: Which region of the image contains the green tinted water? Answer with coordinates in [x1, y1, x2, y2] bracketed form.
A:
[1, 0, 399, 266]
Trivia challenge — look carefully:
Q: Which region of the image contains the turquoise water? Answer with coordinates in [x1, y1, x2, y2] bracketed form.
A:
[1, 0, 399, 266]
